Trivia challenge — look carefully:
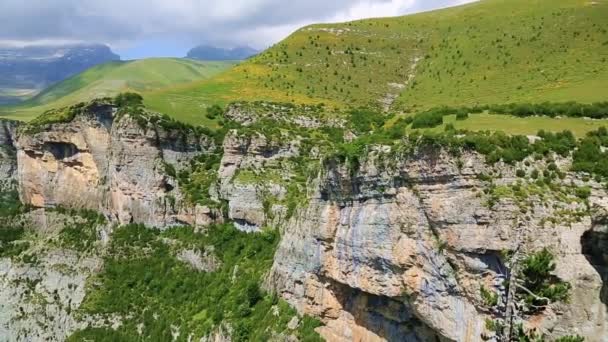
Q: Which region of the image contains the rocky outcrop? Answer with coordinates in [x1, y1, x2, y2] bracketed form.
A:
[218, 130, 298, 231]
[0, 210, 107, 341]
[3, 104, 608, 341]
[267, 147, 608, 341]
[0, 119, 19, 188]
[13, 104, 214, 228]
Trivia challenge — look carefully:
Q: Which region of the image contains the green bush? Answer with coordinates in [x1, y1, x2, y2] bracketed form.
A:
[520, 248, 571, 310]
[480, 286, 498, 307]
[113, 92, 144, 107]
[206, 104, 224, 120]
[349, 108, 387, 134]
[575, 186, 591, 199]
[555, 335, 585, 342]
[73, 224, 323, 341]
[411, 110, 444, 129]
[455, 110, 469, 120]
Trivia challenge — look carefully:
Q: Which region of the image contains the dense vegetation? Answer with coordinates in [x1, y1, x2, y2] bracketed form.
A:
[51, 207, 107, 253]
[408, 101, 608, 130]
[519, 248, 571, 311]
[0, 189, 29, 258]
[70, 224, 322, 341]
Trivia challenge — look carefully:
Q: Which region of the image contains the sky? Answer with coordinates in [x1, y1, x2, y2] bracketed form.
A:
[0, 0, 475, 59]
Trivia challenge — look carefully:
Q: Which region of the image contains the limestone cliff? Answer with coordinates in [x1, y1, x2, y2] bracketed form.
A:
[1, 102, 607, 341]
[13, 103, 214, 227]
[266, 148, 608, 341]
[0, 119, 18, 188]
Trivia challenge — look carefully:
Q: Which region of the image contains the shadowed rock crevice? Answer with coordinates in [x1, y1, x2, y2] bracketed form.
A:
[43, 142, 79, 160]
[319, 277, 440, 342]
[581, 226, 608, 306]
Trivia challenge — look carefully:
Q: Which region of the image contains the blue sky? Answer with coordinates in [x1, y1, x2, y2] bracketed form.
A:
[1, 0, 475, 59]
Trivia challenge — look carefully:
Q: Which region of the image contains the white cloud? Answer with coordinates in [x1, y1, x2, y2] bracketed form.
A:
[0, 0, 477, 49]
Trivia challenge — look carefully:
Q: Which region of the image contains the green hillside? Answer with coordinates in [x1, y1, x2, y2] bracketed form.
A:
[147, 0, 607, 113]
[0, 58, 235, 121]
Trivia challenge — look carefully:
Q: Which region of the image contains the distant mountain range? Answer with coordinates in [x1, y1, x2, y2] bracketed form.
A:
[186, 45, 258, 61]
[0, 44, 119, 105]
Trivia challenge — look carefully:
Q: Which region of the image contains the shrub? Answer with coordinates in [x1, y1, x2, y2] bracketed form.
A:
[555, 336, 585, 342]
[349, 108, 387, 134]
[520, 248, 571, 310]
[575, 186, 591, 199]
[456, 110, 469, 120]
[113, 92, 143, 107]
[72, 224, 323, 341]
[480, 286, 498, 307]
[516, 169, 526, 178]
[411, 110, 444, 129]
[531, 169, 539, 179]
[206, 104, 224, 120]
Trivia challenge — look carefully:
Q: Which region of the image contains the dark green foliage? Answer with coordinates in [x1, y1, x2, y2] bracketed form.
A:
[298, 316, 325, 342]
[455, 110, 469, 120]
[51, 208, 106, 252]
[206, 104, 224, 120]
[113, 92, 144, 108]
[555, 336, 585, 342]
[489, 101, 608, 119]
[572, 128, 608, 178]
[0, 226, 28, 258]
[67, 327, 130, 342]
[0, 189, 29, 258]
[480, 286, 498, 307]
[26, 98, 113, 131]
[531, 169, 540, 179]
[411, 110, 444, 128]
[461, 131, 532, 164]
[178, 153, 223, 206]
[0, 188, 23, 217]
[164, 162, 177, 178]
[516, 169, 526, 178]
[520, 248, 571, 310]
[74, 224, 322, 341]
[348, 108, 388, 134]
[514, 324, 544, 342]
[575, 186, 591, 200]
[535, 130, 576, 157]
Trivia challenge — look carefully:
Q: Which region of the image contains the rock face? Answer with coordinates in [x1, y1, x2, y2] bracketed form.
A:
[218, 130, 299, 231]
[0, 119, 19, 187]
[266, 148, 608, 341]
[0, 210, 106, 341]
[13, 104, 213, 227]
[2, 105, 608, 341]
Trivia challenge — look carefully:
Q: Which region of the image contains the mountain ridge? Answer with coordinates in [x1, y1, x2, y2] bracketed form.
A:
[146, 0, 608, 114]
[0, 43, 120, 105]
[186, 45, 259, 61]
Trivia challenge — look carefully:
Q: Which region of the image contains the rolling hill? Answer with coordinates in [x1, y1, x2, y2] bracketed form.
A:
[146, 0, 608, 115]
[0, 58, 235, 122]
[0, 44, 120, 105]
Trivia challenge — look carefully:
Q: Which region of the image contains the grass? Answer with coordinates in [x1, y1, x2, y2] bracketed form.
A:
[139, 0, 608, 114]
[410, 112, 608, 137]
[2, 0, 608, 128]
[0, 58, 235, 122]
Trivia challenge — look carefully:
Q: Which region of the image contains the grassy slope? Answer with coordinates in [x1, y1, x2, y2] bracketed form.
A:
[0, 58, 235, 122]
[2, 0, 607, 134]
[148, 0, 607, 113]
[410, 113, 608, 137]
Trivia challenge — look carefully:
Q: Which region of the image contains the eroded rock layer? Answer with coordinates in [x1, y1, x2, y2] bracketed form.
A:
[13, 104, 213, 227]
